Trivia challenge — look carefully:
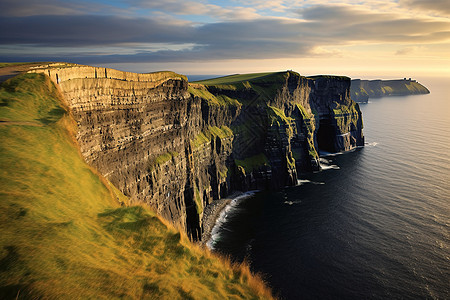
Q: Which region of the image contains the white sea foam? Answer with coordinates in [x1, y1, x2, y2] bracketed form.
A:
[366, 142, 379, 147]
[319, 150, 347, 157]
[284, 200, 302, 205]
[206, 191, 258, 250]
[320, 164, 340, 170]
[297, 179, 325, 185]
[297, 179, 311, 185]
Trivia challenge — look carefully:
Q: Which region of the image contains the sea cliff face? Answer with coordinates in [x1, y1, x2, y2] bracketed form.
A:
[351, 78, 430, 102]
[29, 64, 364, 240]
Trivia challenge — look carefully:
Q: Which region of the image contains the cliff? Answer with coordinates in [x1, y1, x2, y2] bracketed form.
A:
[0, 71, 273, 299]
[351, 78, 430, 102]
[28, 64, 364, 241]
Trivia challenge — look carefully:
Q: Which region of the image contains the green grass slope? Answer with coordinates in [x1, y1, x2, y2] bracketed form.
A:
[192, 71, 291, 105]
[380, 80, 430, 95]
[193, 72, 277, 85]
[0, 73, 273, 299]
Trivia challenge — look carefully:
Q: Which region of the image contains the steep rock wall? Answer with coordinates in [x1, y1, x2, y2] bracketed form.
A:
[29, 64, 239, 239]
[29, 64, 364, 240]
[199, 72, 364, 191]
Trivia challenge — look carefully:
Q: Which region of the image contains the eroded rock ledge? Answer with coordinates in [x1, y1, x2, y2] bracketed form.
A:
[29, 63, 364, 240]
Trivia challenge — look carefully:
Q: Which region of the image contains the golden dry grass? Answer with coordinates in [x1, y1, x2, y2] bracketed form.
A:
[0, 73, 274, 299]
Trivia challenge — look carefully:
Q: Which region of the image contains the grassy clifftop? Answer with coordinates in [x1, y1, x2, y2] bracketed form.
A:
[351, 79, 430, 102]
[0, 73, 273, 299]
[192, 71, 291, 104]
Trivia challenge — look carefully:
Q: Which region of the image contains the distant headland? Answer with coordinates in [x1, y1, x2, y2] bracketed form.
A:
[351, 78, 430, 103]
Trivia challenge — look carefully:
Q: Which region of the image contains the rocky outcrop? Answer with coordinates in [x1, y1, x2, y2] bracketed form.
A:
[207, 73, 364, 191]
[351, 78, 430, 102]
[28, 64, 364, 240]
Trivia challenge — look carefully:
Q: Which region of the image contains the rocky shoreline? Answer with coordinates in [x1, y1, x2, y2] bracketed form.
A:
[200, 192, 243, 246]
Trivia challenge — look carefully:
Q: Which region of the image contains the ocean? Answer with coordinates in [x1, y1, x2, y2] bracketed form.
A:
[208, 77, 450, 299]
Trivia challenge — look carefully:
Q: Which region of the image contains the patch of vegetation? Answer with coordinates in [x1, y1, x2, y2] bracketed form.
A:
[156, 151, 178, 165]
[193, 72, 277, 85]
[248, 73, 288, 102]
[267, 105, 295, 138]
[332, 101, 361, 133]
[192, 71, 291, 108]
[307, 75, 350, 80]
[188, 85, 241, 107]
[307, 135, 318, 158]
[0, 62, 44, 68]
[0, 73, 274, 299]
[147, 151, 179, 171]
[191, 126, 233, 149]
[193, 185, 203, 215]
[351, 79, 429, 100]
[218, 166, 228, 179]
[188, 85, 217, 101]
[267, 105, 293, 127]
[235, 153, 270, 175]
[332, 101, 359, 116]
[286, 153, 296, 169]
[296, 104, 310, 119]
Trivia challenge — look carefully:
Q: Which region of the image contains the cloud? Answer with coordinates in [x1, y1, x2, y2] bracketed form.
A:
[400, 0, 450, 16]
[395, 46, 425, 55]
[0, 0, 121, 17]
[298, 5, 450, 43]
[0, 15, 194, 46]
[127, 0, 261, 20]
[0, 3, 449, 64]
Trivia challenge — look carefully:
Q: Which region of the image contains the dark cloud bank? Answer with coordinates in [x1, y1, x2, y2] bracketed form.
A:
[1, 3, 449, 64]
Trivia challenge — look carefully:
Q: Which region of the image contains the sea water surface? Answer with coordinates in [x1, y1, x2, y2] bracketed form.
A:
[208, 77, 450, 299]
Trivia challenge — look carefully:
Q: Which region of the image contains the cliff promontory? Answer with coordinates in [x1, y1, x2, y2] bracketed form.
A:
[351, 78, 429, 102]
[28, 64, 364, 240]
[0, 69, 274, 299]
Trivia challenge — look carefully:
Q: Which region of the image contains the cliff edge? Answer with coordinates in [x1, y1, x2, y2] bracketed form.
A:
[28, 64, 364, 240]
[351, 78, 430, 102]
[0, 70, 274, 299]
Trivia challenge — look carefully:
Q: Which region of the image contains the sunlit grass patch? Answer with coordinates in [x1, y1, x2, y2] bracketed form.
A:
[0, 73, 274, 299]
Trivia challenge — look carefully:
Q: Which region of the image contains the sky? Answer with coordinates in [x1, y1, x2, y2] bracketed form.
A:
[1, 0, 449, 78]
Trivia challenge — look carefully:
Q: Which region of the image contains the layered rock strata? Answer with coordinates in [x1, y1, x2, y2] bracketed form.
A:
[29, 64, 364, 240]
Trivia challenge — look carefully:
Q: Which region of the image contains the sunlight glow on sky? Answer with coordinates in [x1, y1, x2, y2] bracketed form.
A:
[1, 0, 449, 78]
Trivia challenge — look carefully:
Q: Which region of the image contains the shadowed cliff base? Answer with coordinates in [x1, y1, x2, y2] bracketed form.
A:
[0, 72, 274, 299]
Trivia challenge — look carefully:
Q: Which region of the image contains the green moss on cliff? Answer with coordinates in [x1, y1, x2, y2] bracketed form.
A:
[147, 151, 179, 171]
[268, 105, 294, 138]
[296, 104, 310, 119]
[191, 126, 233, 149]
[0, 73, 273, 299]
[268, 105, 293, 126]
[332, 101, 358, 115]
[194, 185, 203, 215]
[235, 153, 270, 175]
[286, 153, 296, 169]
[332, 101, 361, 132]
[218, 166, 228, 179]
[188, 85, 241, 107]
